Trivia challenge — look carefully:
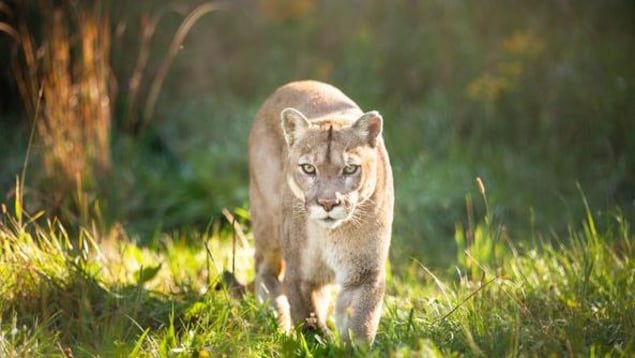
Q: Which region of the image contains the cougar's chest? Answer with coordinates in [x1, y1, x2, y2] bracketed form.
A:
[302, 220, 367, 284]
[299, 220, 339, 283]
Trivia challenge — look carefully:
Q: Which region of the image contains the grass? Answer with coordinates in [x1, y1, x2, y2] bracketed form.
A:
[1, 1, 634, 356]
[1, 190, 633, 357]
[10, 1, 112, 213]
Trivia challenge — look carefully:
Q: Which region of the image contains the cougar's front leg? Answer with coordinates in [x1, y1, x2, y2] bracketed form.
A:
[311, 285, 333, 334]
[284, 276, 318, 329]
[335, 271, 385, 346]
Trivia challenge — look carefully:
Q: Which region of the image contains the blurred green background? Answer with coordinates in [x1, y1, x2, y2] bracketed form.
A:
[1, 0, 633, 268]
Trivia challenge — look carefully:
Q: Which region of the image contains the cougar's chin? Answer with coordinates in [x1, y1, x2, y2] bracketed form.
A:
[309, 206, 348, 229]
[313, 218, 337, 229]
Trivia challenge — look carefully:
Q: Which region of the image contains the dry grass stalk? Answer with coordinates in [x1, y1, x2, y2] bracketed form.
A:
[10, 1, 112, 212]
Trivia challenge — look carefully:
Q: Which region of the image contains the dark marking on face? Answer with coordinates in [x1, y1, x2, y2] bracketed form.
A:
[325, 125, 333, 163]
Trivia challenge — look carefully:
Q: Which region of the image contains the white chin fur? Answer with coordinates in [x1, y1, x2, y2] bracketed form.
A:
[316, 219, 341, 229]
[308, 206, 348, 229]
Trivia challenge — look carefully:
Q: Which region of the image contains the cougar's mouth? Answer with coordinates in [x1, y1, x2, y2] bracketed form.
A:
[308, 205, 348, 228]
[317, 215, 345, 229]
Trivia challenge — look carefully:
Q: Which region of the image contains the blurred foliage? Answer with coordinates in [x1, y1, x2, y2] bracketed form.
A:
[3, 0, 112, 225]
[1, 0, 634, 266]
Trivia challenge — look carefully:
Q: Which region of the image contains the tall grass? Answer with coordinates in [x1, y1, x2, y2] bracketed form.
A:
[1, 2, 634, 354]
[3, 1, 226, 229]
[381, 208, 634, 356]
[0, 181, 250, 356]
[1, 179, 633, 356]
[7, 1, 112, 223]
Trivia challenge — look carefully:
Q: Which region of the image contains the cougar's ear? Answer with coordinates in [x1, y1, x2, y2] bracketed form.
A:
[352, 111, 383, 147]
[281, 108, 311, 147]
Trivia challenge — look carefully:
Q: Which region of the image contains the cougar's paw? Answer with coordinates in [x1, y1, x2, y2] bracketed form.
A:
[215, 270, 247, 298]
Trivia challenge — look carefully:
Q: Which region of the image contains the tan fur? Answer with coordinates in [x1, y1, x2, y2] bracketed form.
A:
[248, 80, 394, 346]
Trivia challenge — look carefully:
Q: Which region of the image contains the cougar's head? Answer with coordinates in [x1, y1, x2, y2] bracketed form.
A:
[281, 107, 383, 229]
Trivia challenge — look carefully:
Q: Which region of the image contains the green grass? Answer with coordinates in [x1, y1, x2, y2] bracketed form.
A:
[1, 194, 633, 357]
[2, 1, 634, 356]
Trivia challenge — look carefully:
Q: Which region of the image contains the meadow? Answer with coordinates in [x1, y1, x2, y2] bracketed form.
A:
[1, 187, 633, 356]
[1, 0, 634, 356]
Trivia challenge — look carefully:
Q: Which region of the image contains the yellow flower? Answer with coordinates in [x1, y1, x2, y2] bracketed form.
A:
[503, 31, 544, 58]
[497, 61, 524, 78]
[467, 73, 511, 102]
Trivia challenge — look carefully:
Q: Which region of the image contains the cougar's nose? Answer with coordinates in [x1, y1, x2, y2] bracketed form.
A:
[317, 198, 340, 212]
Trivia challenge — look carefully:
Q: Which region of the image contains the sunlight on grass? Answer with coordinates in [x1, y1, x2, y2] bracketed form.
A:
[0, 191, 258, 356]
[380, 203, 634, 356]
[2, 189, 633, 356]
[1, 0, 633, 356]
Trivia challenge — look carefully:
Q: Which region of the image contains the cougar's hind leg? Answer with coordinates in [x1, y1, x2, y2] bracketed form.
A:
[250, 188, 291, 331]
[251, 197, 283, 299]
[254, 248, 291, 332]
[254, 248, 283, 302]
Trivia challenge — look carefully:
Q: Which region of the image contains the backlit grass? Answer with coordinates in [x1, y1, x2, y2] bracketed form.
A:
[1, 195, 632, 356]
[1, 1, 634, 356]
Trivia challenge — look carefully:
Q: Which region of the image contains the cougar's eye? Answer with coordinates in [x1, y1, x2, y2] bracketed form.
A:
[342, 164, 360, 175]
[300, 163, 316, 175]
